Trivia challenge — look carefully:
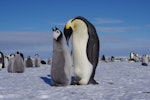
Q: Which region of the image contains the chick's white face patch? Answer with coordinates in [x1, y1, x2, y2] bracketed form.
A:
[53, 30, 61, 40]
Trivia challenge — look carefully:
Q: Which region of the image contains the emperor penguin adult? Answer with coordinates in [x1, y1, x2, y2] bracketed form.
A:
[64, 16, 100, 85]
[51, 27, 72, 86]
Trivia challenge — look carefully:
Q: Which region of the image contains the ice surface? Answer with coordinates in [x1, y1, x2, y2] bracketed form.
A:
[0, 62, 150, 100]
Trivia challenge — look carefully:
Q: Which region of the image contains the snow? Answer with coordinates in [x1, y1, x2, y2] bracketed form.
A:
[0, 62, 150, 100]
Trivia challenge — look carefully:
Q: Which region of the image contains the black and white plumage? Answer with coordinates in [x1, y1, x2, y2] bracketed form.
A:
[51, 27, 72, 86]
[64, 16, 100, 85]
[0, 52, 4, 69]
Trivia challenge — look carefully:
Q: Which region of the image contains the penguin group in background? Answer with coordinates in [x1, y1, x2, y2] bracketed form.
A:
[26, 56, 33, 67]
[129, 51, 140, 62]
[64, 16, 100, 85]
[0, 52, 4, 69]
[34, 54, 41, 67]
[51, 27, 72, 86]
[8, 52, 25, 73]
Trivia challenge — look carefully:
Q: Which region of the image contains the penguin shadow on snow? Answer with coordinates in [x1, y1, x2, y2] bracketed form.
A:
[40, 75, 52, 86]
[40, 75, 75, 86]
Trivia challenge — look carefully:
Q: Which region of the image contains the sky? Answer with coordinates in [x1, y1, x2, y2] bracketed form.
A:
[0, 0, 150, 59]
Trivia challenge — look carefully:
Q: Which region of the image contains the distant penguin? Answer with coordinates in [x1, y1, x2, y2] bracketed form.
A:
[7, 54, 15, 72]
[111, 56, 115, 62]
[26, 56, 33, 67]
[34, 54, 41, 67]
[0, 52, 4, 69]
[7, 52, 25, 73]
[13, 52, 25, 73]
[4, 56, 9, 68]
[101, 55, 106, 62]
[47, 58, 51, 65]
[129, 51, 135, 62]
[16, 51, 24, 61]
[51, 27, 72, 86]
[134, 53, 139, 62]
[141, 54, 148, 66]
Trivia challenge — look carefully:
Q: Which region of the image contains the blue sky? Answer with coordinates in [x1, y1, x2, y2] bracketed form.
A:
[0, 0, 150, 59]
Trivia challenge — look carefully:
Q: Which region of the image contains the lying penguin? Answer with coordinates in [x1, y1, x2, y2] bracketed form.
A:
[51, 27, 72, 86]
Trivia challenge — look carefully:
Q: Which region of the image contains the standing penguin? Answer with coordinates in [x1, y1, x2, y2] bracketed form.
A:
[7, 54, 15, 72]
[8, 52, 25, 73]
[4, 56, 9, 68]
[141, 54, 148, 66]
[34, 54, 41, 67]
[13, 52, 25, 73]
[129, 51, 135, 62]
[64, 16, 100, 85]
[0, 52, 4, 69]
[51, 27, 72, 86]
[26, 56, 33, 67]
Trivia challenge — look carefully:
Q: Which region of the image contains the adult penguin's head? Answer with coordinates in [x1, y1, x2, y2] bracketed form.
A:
[64, 16, 89, 45]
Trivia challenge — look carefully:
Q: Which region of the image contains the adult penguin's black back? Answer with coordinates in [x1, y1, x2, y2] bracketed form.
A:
[75, 16, 100, 84]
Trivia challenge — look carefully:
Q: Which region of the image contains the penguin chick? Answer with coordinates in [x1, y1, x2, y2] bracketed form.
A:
[51, 27, 72, 86]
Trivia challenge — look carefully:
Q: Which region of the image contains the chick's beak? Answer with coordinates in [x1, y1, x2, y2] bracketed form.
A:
[64, 25, 73, 45]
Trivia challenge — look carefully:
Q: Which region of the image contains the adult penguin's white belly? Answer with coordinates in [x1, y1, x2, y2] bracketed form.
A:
[72, 30, 93, 85]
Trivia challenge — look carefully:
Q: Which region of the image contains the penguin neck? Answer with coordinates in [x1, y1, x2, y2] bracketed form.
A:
[53, 37, 66, 51]
[72, 27, 88, 46]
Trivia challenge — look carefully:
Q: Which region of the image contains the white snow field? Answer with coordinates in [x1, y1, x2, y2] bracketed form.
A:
[0, 62, 150, 100]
